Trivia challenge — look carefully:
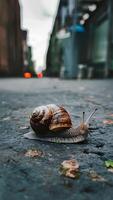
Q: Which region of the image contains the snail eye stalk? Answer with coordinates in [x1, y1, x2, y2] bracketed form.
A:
[85, 108, 98, 124]
[83, 112, 85, 124]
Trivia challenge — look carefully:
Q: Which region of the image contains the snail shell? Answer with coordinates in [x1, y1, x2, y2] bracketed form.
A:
[30, 104, 72, 133]
[24, 104, 97, 143]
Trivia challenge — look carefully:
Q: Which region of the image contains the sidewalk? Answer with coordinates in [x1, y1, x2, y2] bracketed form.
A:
[0, 78, 113, 200]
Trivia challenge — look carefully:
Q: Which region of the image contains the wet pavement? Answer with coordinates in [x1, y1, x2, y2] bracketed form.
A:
[0, 78, 113, 200]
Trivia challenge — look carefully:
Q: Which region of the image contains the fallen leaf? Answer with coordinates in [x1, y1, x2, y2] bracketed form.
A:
[105, 160, 113, 168]
[25, 149, 43, 158]
[105, 160, 113, 173]
[89, 171, 106, 182]
[60, 159, 80, 179]
[103, 120, 113, 125]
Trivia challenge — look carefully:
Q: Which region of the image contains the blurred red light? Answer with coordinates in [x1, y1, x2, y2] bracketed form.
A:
[37, 72, 43, 78]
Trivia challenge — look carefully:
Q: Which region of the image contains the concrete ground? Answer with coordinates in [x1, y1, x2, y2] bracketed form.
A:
[0, 78, 113, 200]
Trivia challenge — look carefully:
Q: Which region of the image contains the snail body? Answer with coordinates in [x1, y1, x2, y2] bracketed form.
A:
[24, 104, 97, 143]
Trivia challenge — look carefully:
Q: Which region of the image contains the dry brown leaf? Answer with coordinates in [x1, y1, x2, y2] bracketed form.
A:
[25, 149, 43, 158]
[103, 119, 113, 125]
[60, 159, 80, 179]
[89, 171, 106, 182]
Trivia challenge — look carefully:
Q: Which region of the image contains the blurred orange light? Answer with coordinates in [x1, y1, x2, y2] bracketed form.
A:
[37, 72, 43, 78]
[24, 72, 32, 78]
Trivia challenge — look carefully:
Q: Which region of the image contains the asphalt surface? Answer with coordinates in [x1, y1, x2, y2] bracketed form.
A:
[0, 78, 113, 200]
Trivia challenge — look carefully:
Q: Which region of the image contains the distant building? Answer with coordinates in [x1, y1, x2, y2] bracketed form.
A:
[46, 0, 113, 78]
[21, 30, 35, 76]
[0, 0, 23, 76]
[21, 30, 29, 73]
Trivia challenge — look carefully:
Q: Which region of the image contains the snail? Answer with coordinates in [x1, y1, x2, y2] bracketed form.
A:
[24, 104, 97, 143]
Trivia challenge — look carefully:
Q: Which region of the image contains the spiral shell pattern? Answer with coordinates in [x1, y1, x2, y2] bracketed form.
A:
[30, 104, 72, 134]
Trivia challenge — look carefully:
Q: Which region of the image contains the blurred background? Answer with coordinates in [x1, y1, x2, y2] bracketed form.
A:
[0, 0, 113, 79]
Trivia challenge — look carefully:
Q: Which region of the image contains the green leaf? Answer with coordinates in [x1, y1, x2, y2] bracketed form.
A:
[105, 160, 113, 168]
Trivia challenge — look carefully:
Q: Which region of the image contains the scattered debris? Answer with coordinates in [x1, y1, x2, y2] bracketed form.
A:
[105, 160, 113, 173]
[103, 119, 113, 125]
[105, 160, 113, 168]
[19, 126, 30, 130]
[0, 116, 11, 121]
[88, 170, 106, 182]
[25, 149, 43, 158]
[108, 168, 113, 173]
[60, 159, 80, 179]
